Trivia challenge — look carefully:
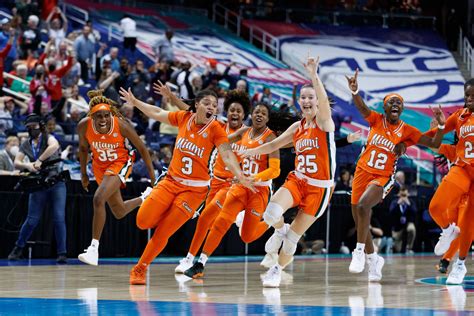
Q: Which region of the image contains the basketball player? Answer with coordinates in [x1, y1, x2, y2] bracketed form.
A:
[345, 69, 445, 282]
[119, 87, 254, 285]
[174, 89, 251, 273]
[184, 103, 280, 278]
[77, 90, 155, 266]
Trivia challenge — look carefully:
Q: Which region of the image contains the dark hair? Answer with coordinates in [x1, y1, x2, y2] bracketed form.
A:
[267, 110, 299, 134]
[464, 78, 474, 89]
[186, 89, 218, 113]
[224, 90, 251, 116]
[252, 102, 271, 115]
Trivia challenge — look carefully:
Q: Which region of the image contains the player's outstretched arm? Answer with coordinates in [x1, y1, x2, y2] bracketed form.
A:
[345, 69, 371, 118]
[119, 87, 171, 124]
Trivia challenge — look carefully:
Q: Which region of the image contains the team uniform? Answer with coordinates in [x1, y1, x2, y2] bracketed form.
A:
[85, 116, 133, 186]
[351, 111, 422, 205]
[201, 127, 275, 256]
[282, 118, 336, 217]
[186, 123, 242, 258]
[133, 111, 228, 271]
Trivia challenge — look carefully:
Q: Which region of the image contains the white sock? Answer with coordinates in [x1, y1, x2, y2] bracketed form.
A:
[457, 259, 465, 265]
[367, 252, 378, 261]
[186, 253, 195, 261]
[198, 254, 208, 266]
[91, 239, 99, 248]
[356, 243, 365, 252]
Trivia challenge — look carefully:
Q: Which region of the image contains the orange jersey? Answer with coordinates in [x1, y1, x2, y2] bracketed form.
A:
[167, 111, 228, 182]
[293, 118, 336, 185]
[357, 111, 422, 177]
[85, 116, 131, 169]
[240, 127, 274, 182]
[424, 109, 474, 166]
[439, 144, 457, 163]
[212, 123, 242, 179]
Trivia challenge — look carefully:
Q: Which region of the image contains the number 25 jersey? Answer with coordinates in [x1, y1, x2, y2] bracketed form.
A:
[357, 111, 422, 177]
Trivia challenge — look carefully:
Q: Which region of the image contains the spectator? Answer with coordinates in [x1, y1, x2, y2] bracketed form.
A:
[20, 15, 41, 58]
[0, 28, 14, 92]
[10, 63, 32, 94]
[45, 115, 64, 140]
[61, 54, 80, 89]
[153, 30, 174, 64]
[236, 79, 247, 93]
[97, 67, 120, 104]
[176, 61, 194, 99]
[332, 108, 352, 138]
[114, 57, 131, 92]
[129, 59, 150, 100]
[0, 135, 20, 175]
[16, 0, 40, 27]
[389, 186, 417, 254]
[120, 14, 137, 53]
[131, 149, 162, 181]
[0, 96, 28, 134]
[335, 169, 352, 191]
[85, 20, 101, 42]
[150, 62, 172, 103]
[391, 170, 406, 195]
[73, 25, 96, 82]
[159, 91, 180, 136]
[65, 85, 88, 113]
[8, 114, 67, 264]
[223, 61, 249, 90]
[100, 47, 120, 72]
[46, 6, 68, 48]
[0, 18, 18, 72]
[252, 86, 272, 106]
[201, 58, 222, 89]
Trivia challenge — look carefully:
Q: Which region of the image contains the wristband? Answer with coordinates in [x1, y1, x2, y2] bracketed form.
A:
[351, 89, 359, 95]
[438, 124, 445, 130]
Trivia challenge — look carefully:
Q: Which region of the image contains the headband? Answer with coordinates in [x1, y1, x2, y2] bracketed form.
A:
[383, 93, 404, 106]
[90, 103, 111, 115]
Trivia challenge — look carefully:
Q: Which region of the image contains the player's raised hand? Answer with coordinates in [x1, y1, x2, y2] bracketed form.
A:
[237, 174, 256, 193]
[345, 68, 359, 93]
[153, 80, 173, 98]
[303, 54, 320, 77]
[429, 104, 446, 126]
[119, 87, 136, 106]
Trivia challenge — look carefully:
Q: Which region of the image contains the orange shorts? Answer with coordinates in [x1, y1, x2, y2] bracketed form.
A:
[92, 158, 133, 188]
[442, 165, 474, 193]
[351, 167, 393, 205]
[205, 177, 232, 206]
[147, 176, 208, 219]
[282, 172, 333, 218]
[220, 184, 270, 221]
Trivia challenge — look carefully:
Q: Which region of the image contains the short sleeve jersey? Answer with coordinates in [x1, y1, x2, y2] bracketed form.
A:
[293, 118, 336, 181]
[240, 127, 274, 177]
[357, 111, 422, 176]
[168, 111, 228, 181]
[85, 116, 131, 169]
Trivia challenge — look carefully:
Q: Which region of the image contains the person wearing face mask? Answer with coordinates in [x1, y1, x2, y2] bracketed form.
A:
[0, 135, 20, 175]
[8, 114, 67, 263]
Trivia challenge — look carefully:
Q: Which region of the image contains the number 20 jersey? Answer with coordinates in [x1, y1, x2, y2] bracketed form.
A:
[293, 118, 336, 182]
[86, 116, 131, 168]
[357, 111, 422, 177]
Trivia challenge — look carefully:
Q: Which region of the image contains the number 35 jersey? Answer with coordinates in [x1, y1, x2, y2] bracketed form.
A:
[357, 111, 422, 177]
[86, 116, 132, 168]
[293, 118, 336, 183]
[167, 111, 228, 182]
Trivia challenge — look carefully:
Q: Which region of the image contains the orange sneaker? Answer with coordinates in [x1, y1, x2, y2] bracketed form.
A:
[130, 264, 147, 285]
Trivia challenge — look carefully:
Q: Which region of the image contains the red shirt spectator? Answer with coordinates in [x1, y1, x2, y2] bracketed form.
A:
[38, 52, 73, 101]
[0, 30, 14, 88]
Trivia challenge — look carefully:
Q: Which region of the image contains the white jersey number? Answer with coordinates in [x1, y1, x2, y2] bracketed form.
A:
[181, 157, 193, 175]
[465, 141, 474, 159]
[242, 158, 259, 176]
[97, 148, 118, 162]
[367, 150, 388, 170]
[296, 154, 318, 174]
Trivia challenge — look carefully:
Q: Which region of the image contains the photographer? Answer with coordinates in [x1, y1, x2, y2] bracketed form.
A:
[389, 186, 417, 254]
[7, 114, 67, 263]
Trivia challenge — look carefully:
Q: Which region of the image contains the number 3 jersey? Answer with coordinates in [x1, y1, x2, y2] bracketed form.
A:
[167, 111, 228, 183]
[358, 111, 422, 177]
[293, 118, 336, 184]
[86, 116, 132, 168]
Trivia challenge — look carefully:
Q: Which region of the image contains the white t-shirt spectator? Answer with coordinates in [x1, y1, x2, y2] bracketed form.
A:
[120, 17, 137, 38]
[49, 28, 66, 48]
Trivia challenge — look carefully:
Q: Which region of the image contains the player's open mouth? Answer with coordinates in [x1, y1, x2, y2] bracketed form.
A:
[255, 117, 263, 123]
[391, 107, 400, 114]
[302, 104, 312, 110]
[205, 111, 213, 118]
[99, 122, 107, 128]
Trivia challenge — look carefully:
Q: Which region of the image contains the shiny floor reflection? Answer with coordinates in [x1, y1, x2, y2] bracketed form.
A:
[0, 254, 472, 315]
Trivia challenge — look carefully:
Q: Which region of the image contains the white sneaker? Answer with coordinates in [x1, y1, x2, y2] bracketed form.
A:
[265, 224, 289, 254]
[260, 253, 278, 268]
[78, 246, 98, 266]
[434, 224, 460, 256]
[446, 260, 467, 285]
[175, 256, 194, 274]
[140, 187, 153, 202]
[235, 211, 245, 236]
[263, 265, 282, 288]
[349, 249, 365, 273]
[367, 255, 385, 282]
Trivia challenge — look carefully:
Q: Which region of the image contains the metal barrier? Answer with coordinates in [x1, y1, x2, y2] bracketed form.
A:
[60, 2, 88, 26]
[459, 27, 474, 78]
[212, 3, 242, 36]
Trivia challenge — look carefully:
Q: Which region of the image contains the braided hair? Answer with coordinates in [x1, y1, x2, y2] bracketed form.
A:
[87, 89, 124, 118]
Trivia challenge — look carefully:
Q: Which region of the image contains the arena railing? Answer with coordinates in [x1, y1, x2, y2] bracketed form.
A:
[459, 27, 474, 78]
[59, 1, 88, 26]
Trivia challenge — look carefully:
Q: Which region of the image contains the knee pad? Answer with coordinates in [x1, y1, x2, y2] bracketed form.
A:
[263, 202, 283, 226]
[282, 228, 301, 256]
